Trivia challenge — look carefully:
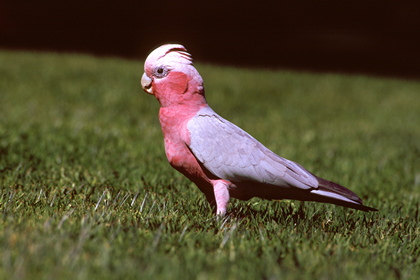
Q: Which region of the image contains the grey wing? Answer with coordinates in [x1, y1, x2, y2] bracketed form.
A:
[187, 107, 318, 190]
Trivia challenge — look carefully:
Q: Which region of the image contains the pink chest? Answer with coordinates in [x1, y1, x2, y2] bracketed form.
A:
[159, 106, 201, 173]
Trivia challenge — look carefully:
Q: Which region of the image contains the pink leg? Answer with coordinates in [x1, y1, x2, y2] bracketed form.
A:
[211, 180, 230, 216]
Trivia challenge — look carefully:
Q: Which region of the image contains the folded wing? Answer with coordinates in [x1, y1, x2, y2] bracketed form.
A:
[187, 107, 318, 190]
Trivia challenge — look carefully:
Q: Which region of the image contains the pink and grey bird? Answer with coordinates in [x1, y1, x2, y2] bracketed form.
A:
[141, 44, 377, 215]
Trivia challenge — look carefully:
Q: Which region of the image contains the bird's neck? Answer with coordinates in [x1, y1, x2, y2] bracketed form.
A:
[159, 103, 207, 129]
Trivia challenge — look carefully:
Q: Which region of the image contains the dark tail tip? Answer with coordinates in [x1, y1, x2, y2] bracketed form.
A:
[316, 176, 378, 212]
[348, 203, 378, 212]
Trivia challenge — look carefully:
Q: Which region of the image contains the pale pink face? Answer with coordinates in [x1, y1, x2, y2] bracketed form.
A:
[141, 44, 205, 107]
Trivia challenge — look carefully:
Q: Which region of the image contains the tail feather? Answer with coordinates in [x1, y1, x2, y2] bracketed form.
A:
[316, 176, 362, 203]
[312, 176, 378, 212]
[233, 177, 378, 212]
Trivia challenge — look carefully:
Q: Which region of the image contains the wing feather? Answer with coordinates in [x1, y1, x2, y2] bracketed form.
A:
[187, 107, 318, 190]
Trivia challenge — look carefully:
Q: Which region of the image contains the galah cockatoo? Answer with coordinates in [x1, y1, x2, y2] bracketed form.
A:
[141, 44, 377, 215]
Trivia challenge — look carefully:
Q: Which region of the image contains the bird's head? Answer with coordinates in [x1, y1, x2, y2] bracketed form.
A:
[141, 44, 206, 107]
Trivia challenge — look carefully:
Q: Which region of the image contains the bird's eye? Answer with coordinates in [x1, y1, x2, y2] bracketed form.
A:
[153, 66, 169, 78]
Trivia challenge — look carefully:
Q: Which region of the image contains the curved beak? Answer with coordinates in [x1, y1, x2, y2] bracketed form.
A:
[141, 73, 153, 94]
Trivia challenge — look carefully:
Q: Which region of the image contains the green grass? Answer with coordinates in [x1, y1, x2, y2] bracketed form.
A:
[0, 50, 419, 280]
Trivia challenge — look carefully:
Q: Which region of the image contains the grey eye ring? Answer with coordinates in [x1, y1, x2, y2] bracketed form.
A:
[153, 65, 169, 78]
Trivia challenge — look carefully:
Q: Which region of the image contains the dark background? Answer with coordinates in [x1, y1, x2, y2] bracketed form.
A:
[1, 1, 419, 79]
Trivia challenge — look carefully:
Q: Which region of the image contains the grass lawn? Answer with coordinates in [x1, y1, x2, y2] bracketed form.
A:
[0, 50, 419, 279]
